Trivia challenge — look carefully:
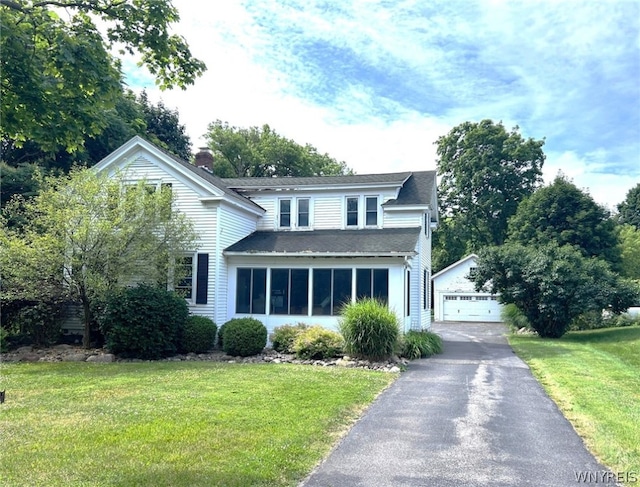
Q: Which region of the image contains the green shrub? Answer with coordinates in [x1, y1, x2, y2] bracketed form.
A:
[0, 327, 8, 353]
[501, 303, 531, 332]
[570, 310, 606, 331]
[602, 312, 640, 329]
[339, 298, 400, 360]
[270, 323, 309, 353]
[180, 315, 217, 353]
[217, 322, 226, 348]
[292, 325, 344, 360]
[100, 284, 188, 359]
[401, 330, 443, 359]
[222, 318, 267, 357]
[7, 301, 64, 346]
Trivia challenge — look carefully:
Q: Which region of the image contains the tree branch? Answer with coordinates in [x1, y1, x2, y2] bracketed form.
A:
[0, 0, 126, 14]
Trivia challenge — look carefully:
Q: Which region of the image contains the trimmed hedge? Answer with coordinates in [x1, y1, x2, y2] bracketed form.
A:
[100, 284, 188, 359]
[222, 318, 267, 357]
[181, 315, 217, 353]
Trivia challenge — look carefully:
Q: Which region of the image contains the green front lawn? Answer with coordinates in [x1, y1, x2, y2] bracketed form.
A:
[509, 327, 640, 485]
[0, 362, 396, 487]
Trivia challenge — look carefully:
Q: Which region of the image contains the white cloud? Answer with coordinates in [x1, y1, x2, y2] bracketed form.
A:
[122, 0, 639, 210]
[543, 150, 637, 212]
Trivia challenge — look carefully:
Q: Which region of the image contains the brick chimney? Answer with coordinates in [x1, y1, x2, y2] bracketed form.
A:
[195, 147, 214, 172]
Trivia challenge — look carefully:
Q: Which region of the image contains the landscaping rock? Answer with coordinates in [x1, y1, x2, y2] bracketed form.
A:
[86, 354, 115, 363]
[1, 347, 406, 372]
[63, 353, 89, 362]
[19, 353, 41, 362]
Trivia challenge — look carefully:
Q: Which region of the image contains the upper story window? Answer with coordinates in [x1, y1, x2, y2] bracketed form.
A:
[279, 199, 291, 228]
[346, 197, 358, 226]
[365, 196, 378, 226]
[298, 198, 310, 227]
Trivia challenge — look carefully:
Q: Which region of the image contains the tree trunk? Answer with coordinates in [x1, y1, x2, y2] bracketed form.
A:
[81, 292, 92, 349]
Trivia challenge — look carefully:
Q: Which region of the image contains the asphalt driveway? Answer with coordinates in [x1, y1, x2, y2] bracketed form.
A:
[300, 321, 616, 487]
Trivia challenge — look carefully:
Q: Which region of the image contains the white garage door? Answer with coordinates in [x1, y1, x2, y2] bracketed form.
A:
[443, 295, 502, 322]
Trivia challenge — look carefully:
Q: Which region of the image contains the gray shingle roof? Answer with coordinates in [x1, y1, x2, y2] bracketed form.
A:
[382, 171, 437, 207]
[222, 172, 412, 189]
[224, 228, 422, 255]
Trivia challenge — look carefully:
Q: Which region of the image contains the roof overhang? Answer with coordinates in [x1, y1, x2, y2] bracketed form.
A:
[223, 250, 416, 257]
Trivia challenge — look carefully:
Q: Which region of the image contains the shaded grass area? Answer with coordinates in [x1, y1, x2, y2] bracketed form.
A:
[509, 327, 640, 485]
[0, 362, 396, 487]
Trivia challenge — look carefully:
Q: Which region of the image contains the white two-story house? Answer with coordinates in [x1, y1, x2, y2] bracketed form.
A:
[94, 136, 439, 335]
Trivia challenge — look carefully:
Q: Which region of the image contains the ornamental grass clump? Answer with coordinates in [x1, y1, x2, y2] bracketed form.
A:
[221, 317, 267, 357]
[292, 325, 344, 360]
[401, 330, 443, 359]
[339, 298, 400, 360]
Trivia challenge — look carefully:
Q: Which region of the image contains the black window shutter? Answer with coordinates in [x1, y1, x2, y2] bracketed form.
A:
[195, 253, 209, 304]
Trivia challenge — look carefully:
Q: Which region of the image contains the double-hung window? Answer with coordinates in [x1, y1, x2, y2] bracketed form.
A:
[279, 199, 291, 228]
[175, 255, 195, 301]
[175, 254, 209, 304]
[365, 196, 378, 226]
[346, 197, 358, 227]
[297, 198, 310, 227]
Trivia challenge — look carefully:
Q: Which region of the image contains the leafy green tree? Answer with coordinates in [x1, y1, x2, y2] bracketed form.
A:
[1, 0, 205, 155]
[619, 224, 640, 280]
[472, 243, 639, 338]
[0, 168, 198, 347]
[507, 175, 621, 269]
[617, 183, 640, 229]
[205, 121, 352, 177]
[137, 91, 192, 161]
[1, 90, 192, 204]
[435, 119, 545, 267]
[431, 218, 469, 273]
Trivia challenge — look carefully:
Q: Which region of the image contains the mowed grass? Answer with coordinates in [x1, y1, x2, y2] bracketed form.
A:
[509, 326, 640, 483]
[0, 361, 396, 487]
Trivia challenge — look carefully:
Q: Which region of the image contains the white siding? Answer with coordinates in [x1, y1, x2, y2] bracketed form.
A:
[383, 210, 423, 228]
[251, 197, 276, 230]
[217, 204, 259, 324]
[310, 196, 342, 229]
[113, 155, 220, 319]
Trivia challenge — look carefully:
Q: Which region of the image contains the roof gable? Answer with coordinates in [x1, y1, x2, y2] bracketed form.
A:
[432, 254, 479, 280]
[93, 136, 263, 214]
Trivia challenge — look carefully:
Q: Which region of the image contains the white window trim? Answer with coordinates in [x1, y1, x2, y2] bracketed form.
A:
[278, 198, 292, 229]
[297, 197, 311, 228]
[345, 196, 359, 228]
[364, 195, 379, 228]
[174, 253, 197, 303]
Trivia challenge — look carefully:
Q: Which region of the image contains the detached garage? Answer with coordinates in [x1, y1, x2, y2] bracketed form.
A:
[432, 254, 503, 322]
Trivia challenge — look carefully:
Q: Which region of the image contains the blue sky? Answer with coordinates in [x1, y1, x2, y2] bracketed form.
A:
[127, 0, 640, 210]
